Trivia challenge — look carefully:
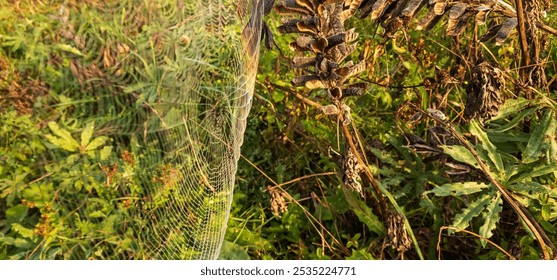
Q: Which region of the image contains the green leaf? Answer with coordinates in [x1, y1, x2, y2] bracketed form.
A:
[512, 163, 557, 183]
[490, 97, 534, 122]
[523, 111, 556, 163]
[218, 240, 250, 260]
[424, 182, 491, 197]
[86, 136, 108, 151]
[451, 193, 492, 232]
[488, 107, 537, 133]
[11, 223, 34, 239]
[470, 120, 504, 175]
[6, 205, 28, 225]
[88, 210, 106, 219]
[81, 122, 95, 149]
[56, 43, 85, 56]
[507, 182, 549, 196]
[541, 204, 551, 221]
[99, 145, 113, 161]
[46, 122, 79, 152]
[0, 237, 31, 250]
[479, 193, 502, 247]
[343, 188, 385, 236]
[487, 131, 530, 143]
[539, 220, 556, 235]
[272, 91, 285, 102]
[441, 145, 480, 169]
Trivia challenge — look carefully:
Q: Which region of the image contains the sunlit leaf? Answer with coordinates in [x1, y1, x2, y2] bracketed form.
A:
[56, 43, 84, 56]
[6, 205, 28, 225]
[451, 193, 492, 233]
[441, 145, 480, 169]
[479, 193, 502, 247]
[489, 98, 534, 122]
[512, 163, 557, 183]
[11, 223, 34, 239]
[81, 122, 95, 149]
[424, 182, 491, 197]
[46, 122, 79, 152]
[523, 111, 555, 163]
[470, 120, 504, 175]
[488, 107, 536, 133]
[85, 136, 109, 151]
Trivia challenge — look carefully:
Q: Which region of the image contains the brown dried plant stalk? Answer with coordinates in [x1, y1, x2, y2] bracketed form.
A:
[275, 0, 387, 216]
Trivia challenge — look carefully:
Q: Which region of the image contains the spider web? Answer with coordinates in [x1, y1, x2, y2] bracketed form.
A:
[49, 0, 263, 259]
[134, 0, 263, 259]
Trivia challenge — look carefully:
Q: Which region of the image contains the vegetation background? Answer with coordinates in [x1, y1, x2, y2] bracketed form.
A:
[1, 0, 557, 259]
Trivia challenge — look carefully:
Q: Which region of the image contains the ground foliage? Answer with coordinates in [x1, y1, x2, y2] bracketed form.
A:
[1, 0, 557, 260]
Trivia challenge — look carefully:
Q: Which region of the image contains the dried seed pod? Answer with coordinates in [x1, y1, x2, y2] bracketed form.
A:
[292, 56, 316, 68]
[325, 33, 346, 51]
[311, 37, 329, 53]
[416, 8, 443, 31]
[342, 147, 363, 194]
[358, 0, 376, 18]
[427, 108, 447, 121]
[278, 18, 303, 33]
[448, 3, 468, 19]
[428, 125, 451, 146]
[338, 60, 366, 83]
[447, 11, 473, 36]
[341, 103, 352, 126]
[495, 18, 518, 45]
[341, 0, 364, 20]
[321, 104, 340, 115]
[295, 0, 316, 12]
[342, 83, 366, 97]
[433, 0, 447, 15]
[275, 0, 312, 15]
[370, 0, 397, 20]
[387, 212, 412, 253]
[262, 23, 275, 50]
[269, 187, 288, 216]
[475, 5, 492, 25]
[292, 75, 320, 87]
[444, 162, 472, 175]
[464, 61, 504, 120]
[344, 28, 359, 43]
[305, 78, 326, 89]
[297, 20, 319, 34]
[329, 87, 342, 99]
[401, 0, 425, 19]
[296, 35, 314, 48]
[479, 18, 518, 44]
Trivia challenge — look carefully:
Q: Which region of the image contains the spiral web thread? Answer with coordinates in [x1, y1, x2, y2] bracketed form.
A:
[50, 0, 263, 259]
